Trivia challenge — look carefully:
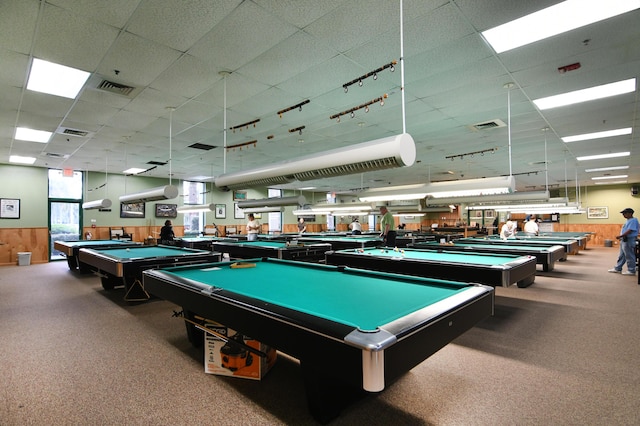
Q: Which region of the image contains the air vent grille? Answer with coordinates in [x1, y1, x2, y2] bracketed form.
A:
[189, 143, 216, 151]
[97, 79, 135, 96]
[147, 160, 167, 166]
[469, 119, 506, 131]
[44, 152, 70, 159]
[294, 157, 400, 181]
[62, 128, 88, 137]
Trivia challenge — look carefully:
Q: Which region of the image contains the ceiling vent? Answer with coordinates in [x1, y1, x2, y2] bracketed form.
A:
[147, 160, 167, 166]
[44, 152, 70, 159]
[189, 143, 217, 151]
[469, 119, 506, 131]
[97, 79, 135, 96]
[56, 126, 93, 138]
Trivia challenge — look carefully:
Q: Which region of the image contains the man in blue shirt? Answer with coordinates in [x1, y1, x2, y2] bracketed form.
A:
[608, 208, 639, 275]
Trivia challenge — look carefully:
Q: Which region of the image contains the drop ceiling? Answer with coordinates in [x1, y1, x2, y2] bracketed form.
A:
[1, 0, 638, 195]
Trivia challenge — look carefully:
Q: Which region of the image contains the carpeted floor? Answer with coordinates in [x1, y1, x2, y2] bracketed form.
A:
[1, 246, 639, 425]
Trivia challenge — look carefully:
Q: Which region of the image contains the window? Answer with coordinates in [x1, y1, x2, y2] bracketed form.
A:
[267, 188, 282, 233]
[182, 181, 205, 235]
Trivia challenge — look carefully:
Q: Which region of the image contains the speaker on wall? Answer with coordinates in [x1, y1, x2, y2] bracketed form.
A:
[631, 186, 638, 195]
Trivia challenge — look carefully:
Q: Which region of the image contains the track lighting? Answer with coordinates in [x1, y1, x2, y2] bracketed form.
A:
[342, 60, 397, 91]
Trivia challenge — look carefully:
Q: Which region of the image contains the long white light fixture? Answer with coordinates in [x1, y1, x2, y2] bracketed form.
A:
[240, 206, 285, 214]
[482, 0, 640, 54]
[214, 133, 415, 190]
[119, 185, 179, 204]
[292, 203, 373, 216]
[502, 203, 585, 215]
[585, 166, 628, 172]
[468, 198, 569, 211]
[577, 151, 630, 161]
[562, 127, 632, 143]
[27, 58, 90, 99]
[236, 195, 306, 209]
[427, 190, 550, 206]
[533, 78, 636, 110]
[359, 183, 429, 202]
[176, 203, 215, 213]
[425, 176, 515, 199]
[82, 199, 112, 210]
[592, 175, 628, 181]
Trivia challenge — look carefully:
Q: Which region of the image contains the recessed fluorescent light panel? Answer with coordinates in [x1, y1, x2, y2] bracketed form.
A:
[533, 78, 636, 110]
[482, 0, 640, 53]
[15, 127, 52, 143]
[9, 155, 36, 164]
[123, 168, 147, 175]
[27, 58, 90, 99]
[562, 127, 632, 143]
[591, 175, 628, 180]
[576, 152, 630, 161]
[585, 166, 629, 172]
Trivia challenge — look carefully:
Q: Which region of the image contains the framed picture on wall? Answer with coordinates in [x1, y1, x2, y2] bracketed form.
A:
[155, 203, 177, 218]
[233, 190, 247, 201]
[587, 206, 608, 219]
[0, 198, 20, 219]
[215, 204, 226, 219]
[234, 203, 244, 219]
[120, 202, 145, 218]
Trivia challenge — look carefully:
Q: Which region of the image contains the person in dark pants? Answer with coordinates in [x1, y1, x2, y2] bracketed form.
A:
[608, 208, 639, 276]
[379, 206, 396, 247]
[160, 220, 175, 245]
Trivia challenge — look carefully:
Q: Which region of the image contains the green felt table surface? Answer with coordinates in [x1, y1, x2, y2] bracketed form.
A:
[95, 246, 204, 259]
[338, 247, 521, 265]
[300, 236, 381, 242]
[61, 240, 132, 247]
[416, 242, 558, 251]
[161, 261, 471, 331]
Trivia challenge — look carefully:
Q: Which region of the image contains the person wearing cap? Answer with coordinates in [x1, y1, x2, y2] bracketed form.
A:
[608, 208, 639, 275]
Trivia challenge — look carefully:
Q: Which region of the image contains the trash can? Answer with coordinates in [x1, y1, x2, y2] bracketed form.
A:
[17, 252, 31, 266]
[604, 240, 613, 247]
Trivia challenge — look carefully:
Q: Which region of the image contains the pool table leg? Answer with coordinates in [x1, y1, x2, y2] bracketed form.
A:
[300, 361, 368, 424]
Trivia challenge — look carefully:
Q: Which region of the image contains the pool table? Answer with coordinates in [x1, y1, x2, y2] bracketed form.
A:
[54, 239, 142, 272]
[325, 247, 537, 287]
[296, 235, 383, 250]
[411, 241, 565, 272]
[531, 232, 590, 250]
[142, 258, 494, 423]
[177, 236, 238, 250]
[211, 240, 332, 262]
[456, 236, 579, 257]
[78, 245, 221, 301]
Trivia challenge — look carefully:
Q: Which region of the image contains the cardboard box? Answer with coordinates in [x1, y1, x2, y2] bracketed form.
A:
[204, 321, 276, 380]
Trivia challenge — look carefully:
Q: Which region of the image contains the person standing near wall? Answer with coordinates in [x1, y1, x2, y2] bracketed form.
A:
[608, 208, 639, 276]
[246, 214, 260, 241]
[379, 206, 396, 247]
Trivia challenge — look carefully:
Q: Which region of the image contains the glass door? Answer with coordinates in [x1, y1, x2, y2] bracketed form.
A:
[49, 200, 81, 261]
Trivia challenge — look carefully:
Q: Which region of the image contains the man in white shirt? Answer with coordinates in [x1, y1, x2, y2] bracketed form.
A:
[246, 214, 260, 241]
[349, 217, 362, 235]
[523, 215, 539, 236]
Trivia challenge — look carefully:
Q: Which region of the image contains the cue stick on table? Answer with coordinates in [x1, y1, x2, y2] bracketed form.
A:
[173, 311, 267, 358]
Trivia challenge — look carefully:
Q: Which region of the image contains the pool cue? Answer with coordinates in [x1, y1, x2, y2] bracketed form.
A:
[173, 311, 267, 358]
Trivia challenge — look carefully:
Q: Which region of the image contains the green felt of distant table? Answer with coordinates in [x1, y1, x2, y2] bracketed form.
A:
[325, 247, 537, 287]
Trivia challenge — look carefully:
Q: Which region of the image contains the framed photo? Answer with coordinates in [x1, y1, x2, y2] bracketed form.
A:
[120, 202, 145, 218]
[254, 213, 262, 219]
[155, 203, 177, 218]
[215, 204, 226, 219]
[233, 190, 247, 201]
[234, 203, 245, 219]
[587, 206, 608, 219]
[0, 198, 20, 219]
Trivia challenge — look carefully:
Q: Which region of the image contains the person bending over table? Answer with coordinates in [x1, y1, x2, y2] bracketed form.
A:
[379, 206, 396, 247]
[500, 220, 516, 240]
[297, 217, 307, 235]
[160, 220, 175, 245]
[608, 207, 639, 276]
[246, 214, 260, 241]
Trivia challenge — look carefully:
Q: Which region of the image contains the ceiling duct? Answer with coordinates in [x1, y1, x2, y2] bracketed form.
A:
[214, 133, 416, 190]
[119, 185, 178, 203]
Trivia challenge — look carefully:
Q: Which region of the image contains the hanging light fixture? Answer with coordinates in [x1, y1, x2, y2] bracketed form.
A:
[83, 158, 112, 210]
[236, 195, 306, 209]
[176, 203, 215, 214]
